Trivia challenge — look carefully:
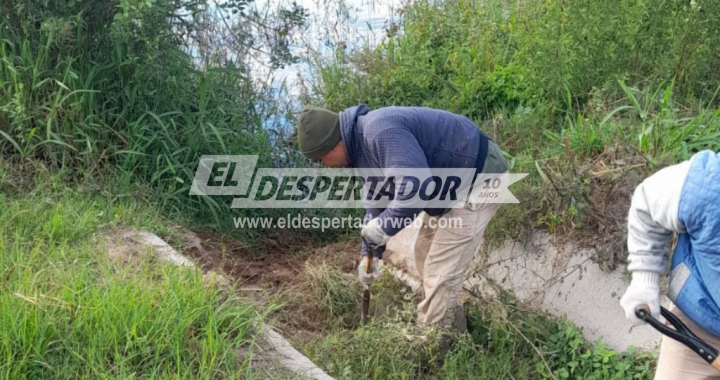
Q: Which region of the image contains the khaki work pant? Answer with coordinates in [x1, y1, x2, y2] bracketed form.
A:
[413, 185, 503, 326]
[654, 304, 720, 380]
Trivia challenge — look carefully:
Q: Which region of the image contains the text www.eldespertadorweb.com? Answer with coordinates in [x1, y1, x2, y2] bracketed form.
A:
[233, 214, 463, 232]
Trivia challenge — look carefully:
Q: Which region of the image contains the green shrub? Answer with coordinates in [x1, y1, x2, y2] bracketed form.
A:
[0, 0, 313, 235]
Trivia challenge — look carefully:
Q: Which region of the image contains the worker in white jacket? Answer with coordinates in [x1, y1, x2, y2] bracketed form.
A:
[620, 149, 720, 380]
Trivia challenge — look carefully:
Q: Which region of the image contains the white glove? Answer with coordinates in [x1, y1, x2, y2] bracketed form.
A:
[358, 256, 379, 287]
[361, 217, 390, 248]
[619, 271, 661, 326]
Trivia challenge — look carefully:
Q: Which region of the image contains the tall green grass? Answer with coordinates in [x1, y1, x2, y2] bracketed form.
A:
[0, 178, 265, 379]
[0, 0, 316, 237]
[308, 0, 720, 119]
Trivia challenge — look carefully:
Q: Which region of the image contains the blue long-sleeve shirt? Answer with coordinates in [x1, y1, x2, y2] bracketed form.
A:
[338, 104, 489, 257]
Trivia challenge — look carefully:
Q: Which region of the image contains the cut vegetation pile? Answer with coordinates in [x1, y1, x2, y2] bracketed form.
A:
[292, 268, 657, 380]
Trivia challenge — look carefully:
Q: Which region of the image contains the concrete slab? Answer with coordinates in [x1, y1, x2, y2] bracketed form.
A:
[384, 217, 667, 352]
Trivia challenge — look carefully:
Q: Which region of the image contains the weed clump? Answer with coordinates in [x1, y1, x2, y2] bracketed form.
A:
[301, 284, 657, 380]
[458, 293, 656, 379]
[305, 262, 364, 329]
[303, 313, 444, 380]
[302, 261, 417, 330]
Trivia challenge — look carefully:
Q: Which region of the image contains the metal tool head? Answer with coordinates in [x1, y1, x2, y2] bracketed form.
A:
[361, 288, 371, 325]
[635, 304, 720, 371]
[360, 237, 376, 326]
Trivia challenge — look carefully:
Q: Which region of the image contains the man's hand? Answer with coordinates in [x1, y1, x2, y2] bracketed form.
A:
[620, 271, 661, 326]
[358, 256, 379, 287]
[361, 217, 390, 248]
